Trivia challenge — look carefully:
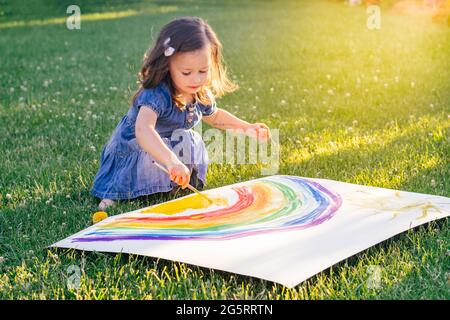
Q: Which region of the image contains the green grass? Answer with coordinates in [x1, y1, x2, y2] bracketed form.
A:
[0, 0, 449, 299]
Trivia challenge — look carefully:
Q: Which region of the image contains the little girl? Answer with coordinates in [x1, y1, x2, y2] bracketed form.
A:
[91, 16, 271, 210]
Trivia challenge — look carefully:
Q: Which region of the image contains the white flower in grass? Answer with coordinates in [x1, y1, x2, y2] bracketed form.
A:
[347, 126, 353, 132]
[6, 194, 12, 200]
[373, 76, 378, 82]
[327, 89, 334, 95]
[281, 99, 286, 105]
[384, 83, 388, 88]
[255, 96, 259, 100]
[89, 99, 95, 106]
[410, 81, 415, 87]
[43, 80, 50, 87]
[303, 88, 308, 93]
[304, 137, 310, 142]
[394, 76, 399, 82]
[431, 179, 436, 187]
[248, 87, 253, 92]
[327, 109, 332, 113]
[429, 103, 434, 109]
[345, 92, 351, 97]
[251, 105, 257, 110]
[352, 120, 358, 126]
[0, 257, 5, 264]
[71, 98, 76, 104]
[106, 56, 112, 61]
[109, 86, 118, 91]
[326, 74, 331, 80]
[289, 85, 293, 89]
[90, 146, 96, 151]
[9, 87, 14, 92]
[20, 85, 27, 92]
[270, 87, 274, 93]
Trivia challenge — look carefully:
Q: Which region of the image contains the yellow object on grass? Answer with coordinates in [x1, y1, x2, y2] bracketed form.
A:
[92, 211, 108, 224]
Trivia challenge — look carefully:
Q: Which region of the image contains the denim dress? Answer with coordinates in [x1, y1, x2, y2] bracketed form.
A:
[91, 80, 217, 200]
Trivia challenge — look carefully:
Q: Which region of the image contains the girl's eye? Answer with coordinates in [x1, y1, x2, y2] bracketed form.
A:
[182, 71, 208, 76]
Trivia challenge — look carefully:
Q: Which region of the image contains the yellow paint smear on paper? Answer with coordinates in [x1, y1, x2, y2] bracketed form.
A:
[140, 193, 228, 215]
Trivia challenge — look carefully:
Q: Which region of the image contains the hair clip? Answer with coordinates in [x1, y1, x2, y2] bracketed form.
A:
[163, 37, 175, 57]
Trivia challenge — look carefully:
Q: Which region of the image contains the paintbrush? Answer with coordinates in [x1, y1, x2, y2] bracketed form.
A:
[153, 161, 212, 203]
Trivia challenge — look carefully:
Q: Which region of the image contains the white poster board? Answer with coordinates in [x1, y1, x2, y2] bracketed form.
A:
[52, 175, 450, 287]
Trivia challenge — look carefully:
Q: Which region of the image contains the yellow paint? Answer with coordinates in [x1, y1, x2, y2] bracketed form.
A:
[140, 193, 228, 215]
[346, 193, 445, 221]
[392, 202, 442, 220]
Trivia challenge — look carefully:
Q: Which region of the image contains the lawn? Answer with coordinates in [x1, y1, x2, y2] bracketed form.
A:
[0, 0, 449, 299]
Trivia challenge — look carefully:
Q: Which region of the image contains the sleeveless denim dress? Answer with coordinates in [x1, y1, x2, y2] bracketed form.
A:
[91, 81, 216, 200]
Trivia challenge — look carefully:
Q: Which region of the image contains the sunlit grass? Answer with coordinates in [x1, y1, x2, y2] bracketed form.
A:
[0, 0, 449, 299]
[0, 6, 179, 29]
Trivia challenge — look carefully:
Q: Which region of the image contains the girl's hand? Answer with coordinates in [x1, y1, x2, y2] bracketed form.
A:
[245, 123, 271, 141]
[167, 161, 191, 189]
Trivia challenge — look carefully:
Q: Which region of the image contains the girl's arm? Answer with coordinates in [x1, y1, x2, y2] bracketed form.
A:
[135, 107, 190, 188]
[203, 108, 271, 140]
[202, 108, 250, 130]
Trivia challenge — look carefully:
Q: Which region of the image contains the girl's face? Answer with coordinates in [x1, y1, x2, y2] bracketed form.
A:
[169, 45, 211, 100]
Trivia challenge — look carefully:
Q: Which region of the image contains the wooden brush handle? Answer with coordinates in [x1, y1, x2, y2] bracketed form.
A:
[153, 161, 204, 196]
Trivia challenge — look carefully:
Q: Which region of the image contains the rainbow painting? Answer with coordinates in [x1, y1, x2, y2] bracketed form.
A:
[52, 175, 450, 288]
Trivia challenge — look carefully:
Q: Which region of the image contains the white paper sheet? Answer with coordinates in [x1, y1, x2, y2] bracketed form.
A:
[51, 175, 450, 287]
